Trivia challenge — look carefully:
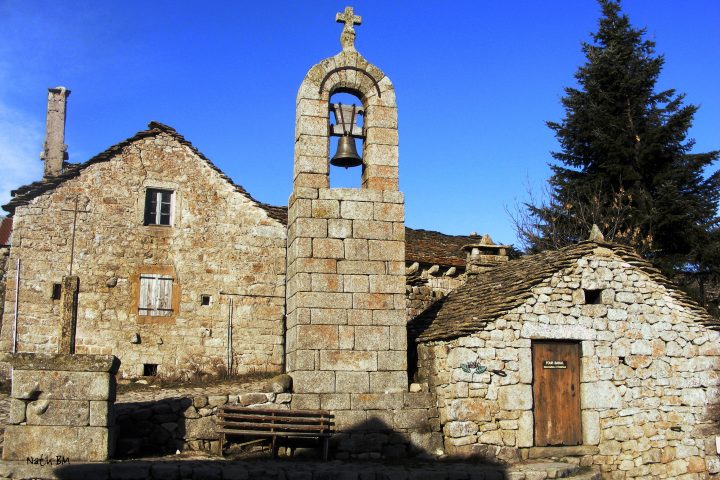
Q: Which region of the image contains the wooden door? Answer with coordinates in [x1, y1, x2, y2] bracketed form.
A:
[532, 341, 582, 446]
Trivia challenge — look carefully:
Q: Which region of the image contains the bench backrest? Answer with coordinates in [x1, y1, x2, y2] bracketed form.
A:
[218, 406, 335, 436]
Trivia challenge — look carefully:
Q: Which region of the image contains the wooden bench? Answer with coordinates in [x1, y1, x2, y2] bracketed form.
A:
[217, 406, 335, 460]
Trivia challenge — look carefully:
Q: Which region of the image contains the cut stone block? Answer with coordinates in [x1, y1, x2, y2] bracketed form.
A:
[354, 326, 390, 351]
[320, 350, 377, 371]
[26, 399, 89, 426]
[3, 425, 113, 462]
[335, 371, 370, 393]
[12, 370, 113, 401]
[291, 371, 335, 393]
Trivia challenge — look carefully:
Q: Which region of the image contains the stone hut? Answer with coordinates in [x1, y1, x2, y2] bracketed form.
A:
[411, 239, 720, 477]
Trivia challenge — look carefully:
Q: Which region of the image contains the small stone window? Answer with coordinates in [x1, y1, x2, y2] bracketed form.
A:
[143, 363, 158, 377]
[144, 188, 174, 226]
[584, 289, 602, 305]
[51, 283, 62, 300]
[200, 294, 211, 306]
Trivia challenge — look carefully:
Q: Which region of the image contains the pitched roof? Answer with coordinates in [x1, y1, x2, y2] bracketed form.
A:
[410, 240, 717, 343]
[2, 122, 287, 224]
[404, 228, 478, 268]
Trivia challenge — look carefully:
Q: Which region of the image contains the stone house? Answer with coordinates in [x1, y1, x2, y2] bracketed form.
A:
[0, 117, 288, 378]
[410, 239, 720, 477]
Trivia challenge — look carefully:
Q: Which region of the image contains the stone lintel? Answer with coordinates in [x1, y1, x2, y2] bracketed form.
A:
[0, 353, 120, 374]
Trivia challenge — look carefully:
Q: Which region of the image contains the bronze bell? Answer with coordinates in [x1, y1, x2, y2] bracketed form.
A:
[330, 135, 362, 168]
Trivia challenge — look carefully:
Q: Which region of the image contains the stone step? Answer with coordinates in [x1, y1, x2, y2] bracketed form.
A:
[522, 445, 600, 460]
[506, 461, 601, 479]
[569, 472, 601, 480]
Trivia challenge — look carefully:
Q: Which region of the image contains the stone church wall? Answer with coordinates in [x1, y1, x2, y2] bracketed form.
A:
[0, 131, 287, 378]
[417, 251, 720, 478]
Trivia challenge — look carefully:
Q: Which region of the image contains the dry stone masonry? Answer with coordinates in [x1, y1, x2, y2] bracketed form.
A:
[415, 242, 720, 478]
[115, 380, 293, 456]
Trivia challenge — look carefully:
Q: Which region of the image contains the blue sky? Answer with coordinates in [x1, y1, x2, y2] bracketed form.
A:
[1, 1, 718, 247]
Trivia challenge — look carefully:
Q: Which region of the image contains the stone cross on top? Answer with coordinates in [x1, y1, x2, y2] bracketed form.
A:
[336, 6, 362, 51]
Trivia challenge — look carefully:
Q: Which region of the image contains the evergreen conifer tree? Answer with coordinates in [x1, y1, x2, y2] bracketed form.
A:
[521, 0, 719, 305]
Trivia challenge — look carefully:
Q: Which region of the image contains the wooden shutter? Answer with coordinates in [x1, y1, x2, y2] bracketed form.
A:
[139, 274, 174, 316]
[139, 275, 153, 315]
[156, 276, 174, 316]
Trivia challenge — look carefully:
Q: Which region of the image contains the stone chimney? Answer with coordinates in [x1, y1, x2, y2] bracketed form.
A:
[41, 86, 71, 178]
[463, 234, 509, 275]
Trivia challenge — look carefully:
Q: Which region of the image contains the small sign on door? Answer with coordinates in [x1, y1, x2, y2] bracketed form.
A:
[543, 360, 567, 369]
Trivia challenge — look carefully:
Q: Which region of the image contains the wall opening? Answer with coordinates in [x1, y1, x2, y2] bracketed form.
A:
[51, 283, 62, 300]
[329, 92, 364, 188]
[584, 289, 602, 304]
[143, 363, 158, 377]
[200, 294, 211, 306]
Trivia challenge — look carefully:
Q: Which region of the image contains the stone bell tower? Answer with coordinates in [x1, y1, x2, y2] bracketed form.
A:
[286, 7, 407, 405]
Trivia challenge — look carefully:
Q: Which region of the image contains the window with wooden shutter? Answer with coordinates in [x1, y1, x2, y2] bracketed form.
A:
[144, 188, 174, 226]
[138, 274, 174, 316]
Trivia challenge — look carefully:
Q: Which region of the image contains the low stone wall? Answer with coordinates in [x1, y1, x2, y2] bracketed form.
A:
[117, 387, 443, 460]
[116, 390, 291, 456]
[291, 389, 443, 459]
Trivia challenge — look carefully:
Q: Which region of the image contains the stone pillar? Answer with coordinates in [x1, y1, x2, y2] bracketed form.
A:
[41, 86, 71, 179]
[283, 11, 443, 458]
[1, 353, 119, 462]
[58, 275, 79, 354]
[286, 44, 407, 400]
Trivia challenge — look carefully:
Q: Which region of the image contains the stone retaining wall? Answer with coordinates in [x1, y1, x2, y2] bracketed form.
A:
[116, 390, 291, 456]
[117, 387, 444, 460]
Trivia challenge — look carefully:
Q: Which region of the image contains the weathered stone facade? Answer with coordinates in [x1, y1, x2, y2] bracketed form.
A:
[0, 124, 287, 377]
[415, 243, 720, 478]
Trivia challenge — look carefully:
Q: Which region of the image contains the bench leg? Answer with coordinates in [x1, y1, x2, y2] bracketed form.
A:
[219, 432, 225, 457]
[271, 436, 278, 458]
[322, 437, 329, 461]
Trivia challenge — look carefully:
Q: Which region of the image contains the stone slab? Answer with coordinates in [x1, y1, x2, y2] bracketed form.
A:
[26, 399, 89, 426]
[523, 445, 600, 459]
[12, 370, 114, 401]
[0, 353, 120, 373]
[2, 425, 113, 462]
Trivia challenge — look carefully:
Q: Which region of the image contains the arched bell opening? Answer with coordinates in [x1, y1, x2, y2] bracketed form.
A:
[328, 90, 365, 188]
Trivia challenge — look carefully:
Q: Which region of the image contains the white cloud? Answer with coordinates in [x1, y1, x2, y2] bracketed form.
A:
[0, 101, 43, 211]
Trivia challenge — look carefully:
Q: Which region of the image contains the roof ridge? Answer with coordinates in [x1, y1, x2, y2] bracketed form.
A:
[410, 240, 716, 343]
[2, 122, 286, 225]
